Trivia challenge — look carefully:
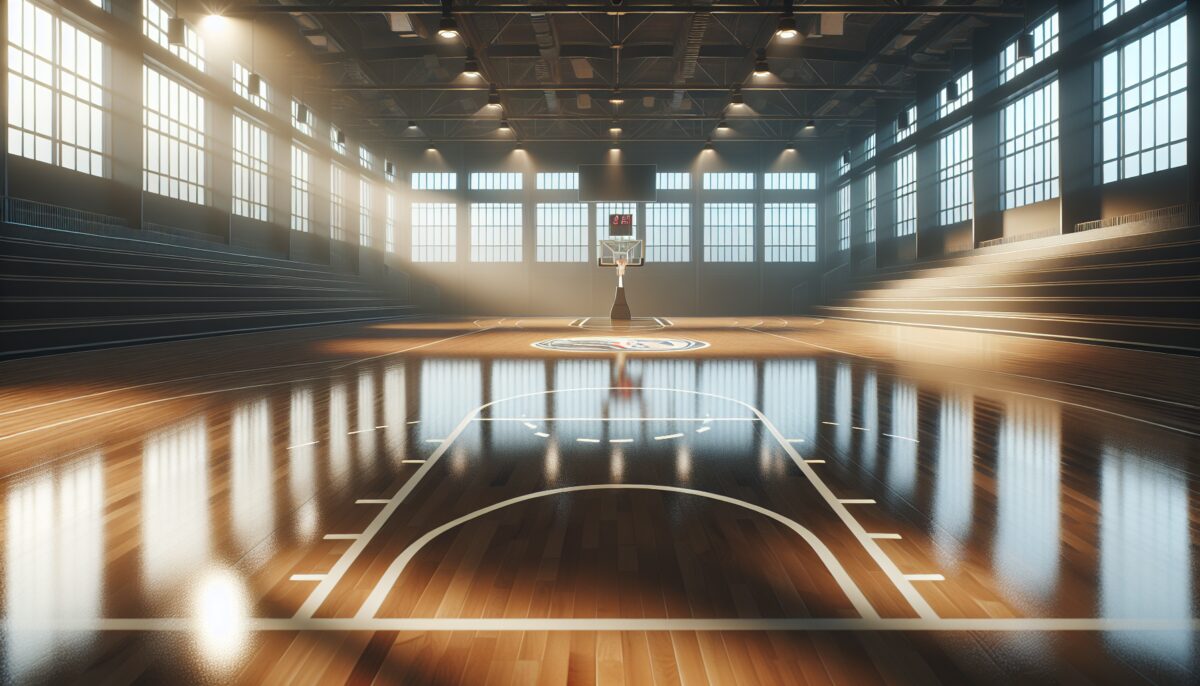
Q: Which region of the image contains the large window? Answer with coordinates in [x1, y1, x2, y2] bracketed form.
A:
[1100, 16, 1187, 183]
[939, 70, 973, 118]
[837, 185, 852, 252]
[764, 172, 818, 190]
[143, 0, 204, 72]
[595, 202, 638, 248]
[359, 178, 373, 247]
[863, 171, 877, 244]
[233, 62, 268, 111]
[411, 172, 456, 190]
[703, 173, 754, 190]
[290, 143, 310, 232]
[384, 193, 396, 253]
[1002, 80, 1059, 209]
[1000, 13, 1058, 84]
[536, 203, 588, 262]
[1101, 0, 1146, 24]
[864, 133, 876, 161]
[8, 0, 108, 176]
[536, 172, 578, 190]
[938, 124, 974, 225]
[412, 203, 457, 262]
[330, 165, 346, 241]
[142, 65, 205, 204]
[764, 203, 816, 262]
[703, 203, 754, 262]
[232, 115, 268, 221]
[358, 146, 374, 171]
[894, 151, 917, 237]
[645, 203, 690, 262]
[471, 203, 522, 262]
[470, 172, 522, 190]
[656, 172, 690, 190]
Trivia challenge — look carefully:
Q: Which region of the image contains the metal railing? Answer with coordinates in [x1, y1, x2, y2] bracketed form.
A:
[4, 197, 128, 234]
[1072, 203, 1198, 234]
[978, 229, 1060, 248]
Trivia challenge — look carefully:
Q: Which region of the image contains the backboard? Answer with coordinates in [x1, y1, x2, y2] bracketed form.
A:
[598, 239, 644, 268]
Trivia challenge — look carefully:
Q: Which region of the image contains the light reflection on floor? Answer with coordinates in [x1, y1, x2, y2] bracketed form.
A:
[1, 353, 1197, 680]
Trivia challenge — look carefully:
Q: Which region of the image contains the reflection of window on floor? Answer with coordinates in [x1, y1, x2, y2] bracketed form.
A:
[993, 399, 1061, 600]
[419, 359, 481, 450]
[231, 399, 273, 550]
[143, 418, 209, 589]
[886, 382, 918, 501]
[933, 392, 974, 564]
[1100, 440, 1192, 662]
[763, 360, 817, 442]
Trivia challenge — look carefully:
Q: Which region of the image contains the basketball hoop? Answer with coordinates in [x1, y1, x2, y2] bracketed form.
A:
[598, 238, 643, 321]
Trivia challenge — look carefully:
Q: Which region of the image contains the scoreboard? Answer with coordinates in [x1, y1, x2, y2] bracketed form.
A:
[608, 214, 634, 237]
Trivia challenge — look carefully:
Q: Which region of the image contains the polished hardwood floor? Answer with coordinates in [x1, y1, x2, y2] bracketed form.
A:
[0, 316, 1197, 684]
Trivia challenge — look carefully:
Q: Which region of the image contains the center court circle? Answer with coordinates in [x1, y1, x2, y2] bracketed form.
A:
[532, 336, 710, 353]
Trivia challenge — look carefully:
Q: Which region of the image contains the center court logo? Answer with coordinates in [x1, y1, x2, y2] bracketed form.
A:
[532, 336, 710, 353]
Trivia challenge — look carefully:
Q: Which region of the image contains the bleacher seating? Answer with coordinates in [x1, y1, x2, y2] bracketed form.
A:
[0, 222, 416, 358]
[816, 222, 1200, 354]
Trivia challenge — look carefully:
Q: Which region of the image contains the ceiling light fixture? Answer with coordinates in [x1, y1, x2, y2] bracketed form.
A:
[499, 119, 511, 131]
[609, 120, 622, 134]
[729, 88, 745, 107]
[703, 140, 714, 150]
[753, 50, 770, 77]
[785, 142, 796, 151]
[804, 119, 816, 131]
[1016, 33, 1035, 60]
[462, 49, 480, 78]
[168, 17, 186, 46]
[486, 86, 502, 109]
[437, 1, 460, 39]
[776, 1, 798, 40]
[609, 89, 625, 105]
[716, 120, 729, 131]
[407, 120, 418, 129]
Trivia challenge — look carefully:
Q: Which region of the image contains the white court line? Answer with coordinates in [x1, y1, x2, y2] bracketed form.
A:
[742, 325, 1200, 439]
[424, 439, 445, 443]
[401, 460, 426, 465]
[356, 484, 879, 620]
[375, 425, 388, 429]
[355, 499, 389, 505]
[476, 417, 755, 422]
[821, 421, 839, 426]
[407, 420, 421, 425]
[288, 441, 319, 450]
[655, 433, 685, 441]
[884, 433, 919, 443]
[786, 438, 805, 443]
[852, 426, 869, 432]
[0, 325, 494, 445]
[609, 438, 634, 444]
[803, 459, 826, 465]
[290, 574, 327, 582]
[323, 534, 360, 541]
[695, 427, 711, 433]
[19, 617, 1200, 633]
[331, 326, 493, 370]
[868, 533, 902, 540]
[295, 393, 485, 619]
[838, 499, 877, 505]
[534, 432, 550, 438]
[348, 429, 373, 435]
[904, 574, 945, 582]
[296, 386, 937, 623]
[576, 438, 601, 444]
[522, 422, 538, 429]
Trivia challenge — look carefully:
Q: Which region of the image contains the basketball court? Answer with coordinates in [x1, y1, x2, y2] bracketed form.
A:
[1, 315, 1196, 684]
